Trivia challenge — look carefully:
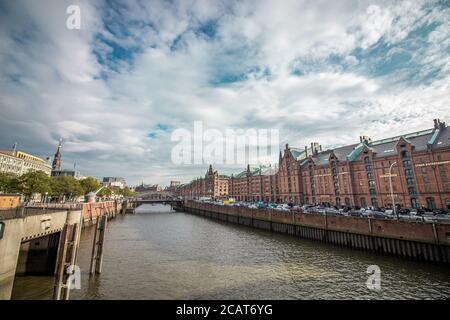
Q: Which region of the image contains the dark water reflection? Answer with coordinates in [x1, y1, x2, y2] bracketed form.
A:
[12, 204, 450, 299]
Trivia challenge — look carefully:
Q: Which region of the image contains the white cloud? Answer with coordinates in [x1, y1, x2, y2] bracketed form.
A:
[0, 0, 449, 185]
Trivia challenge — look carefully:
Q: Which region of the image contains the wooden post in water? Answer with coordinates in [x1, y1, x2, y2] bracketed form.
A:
[90, 215, 108, 275]
[89, 218, 99, 274]
[121, 199, 128, 215]
[53, 222, 80, 300]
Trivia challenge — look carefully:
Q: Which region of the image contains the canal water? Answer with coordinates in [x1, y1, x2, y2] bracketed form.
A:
[12, 204, 450, 299]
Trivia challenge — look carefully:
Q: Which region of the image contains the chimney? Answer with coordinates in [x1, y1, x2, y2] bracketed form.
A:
[360, 136, 371, 144]
[434, 118, 446, 129]
[304, 146, 308, 157]
[311, 142, 319, 155]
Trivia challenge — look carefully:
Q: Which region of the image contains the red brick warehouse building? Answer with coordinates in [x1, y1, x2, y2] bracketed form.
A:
[175, 119, 450, 211]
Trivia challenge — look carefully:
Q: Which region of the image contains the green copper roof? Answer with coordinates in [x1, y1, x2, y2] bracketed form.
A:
[346, 142, 364, 162]
[428, 128, 440, 145]
[370, 128, 434, 146]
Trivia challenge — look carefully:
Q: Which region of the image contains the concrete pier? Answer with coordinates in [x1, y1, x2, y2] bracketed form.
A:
[0, 208, 82, 300]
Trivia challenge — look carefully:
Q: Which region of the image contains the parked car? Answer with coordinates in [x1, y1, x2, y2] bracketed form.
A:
[325, 208, 340, 215]
[268, 203, 278, 209]
[368, 212, 389, 219]
[274, 204, 290, 211]
[398, 208, 411, 215]
[348, 210, 362, 217]
[255, 201, 268, 209]
[433, 209, 448, 215]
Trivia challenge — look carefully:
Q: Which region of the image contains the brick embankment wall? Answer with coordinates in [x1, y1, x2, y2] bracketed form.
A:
[184, 201, 450, 264]
[81, 201, 122, 225]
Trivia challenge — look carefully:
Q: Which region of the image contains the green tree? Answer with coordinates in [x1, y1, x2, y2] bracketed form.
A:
[97, 187, 112, 197]
[50, 175, 84, 201]
[79, 177, 101, 195]
[118, 187, 137, 197]
[18, 170, 52, 198]
[0, 172, 20, 193]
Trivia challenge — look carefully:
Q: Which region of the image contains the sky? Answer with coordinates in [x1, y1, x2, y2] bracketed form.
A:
[0, 0, 449, 186]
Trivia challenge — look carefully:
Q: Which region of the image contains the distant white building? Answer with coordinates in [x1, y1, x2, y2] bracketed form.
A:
[0, 150, 52, 176]
[102, 177, 127, 189]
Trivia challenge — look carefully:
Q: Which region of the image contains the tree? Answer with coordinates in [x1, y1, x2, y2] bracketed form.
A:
[79, 177, 101, 195]
[50, 175, 84, 201]
[118, 187, 137, 197]
[97, 187, 112, 197]
[0, 172, 20, 193]
[18, 170, 52, 198]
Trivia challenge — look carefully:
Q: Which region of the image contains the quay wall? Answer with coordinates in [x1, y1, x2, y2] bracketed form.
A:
[184, 201, 450, 264]
[25, 201, 122, 226]
[0, 209, 82, 300]
[81, 201, 121, 225]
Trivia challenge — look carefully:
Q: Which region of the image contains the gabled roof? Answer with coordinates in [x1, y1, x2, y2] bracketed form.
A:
[290, 147, 306, 160]
[299, 124, 447, 167]
[233, 164, 277, 178]
[431, 125, 450, 149]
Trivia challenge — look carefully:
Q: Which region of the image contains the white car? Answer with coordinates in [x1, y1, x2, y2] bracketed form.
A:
[275, 204, 290, 211]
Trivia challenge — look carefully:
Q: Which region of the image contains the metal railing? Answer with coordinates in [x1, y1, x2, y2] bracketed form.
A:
[0, 206, 77, 220]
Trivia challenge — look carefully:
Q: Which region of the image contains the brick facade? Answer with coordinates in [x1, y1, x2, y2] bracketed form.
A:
[176, 119, 450, 210]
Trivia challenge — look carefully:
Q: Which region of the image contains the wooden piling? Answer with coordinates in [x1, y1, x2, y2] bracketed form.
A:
[53, 222, 80, 300]
[90, 215, 108, 275]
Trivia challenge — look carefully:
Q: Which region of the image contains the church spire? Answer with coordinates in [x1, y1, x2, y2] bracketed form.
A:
[52, 139, 62, 171]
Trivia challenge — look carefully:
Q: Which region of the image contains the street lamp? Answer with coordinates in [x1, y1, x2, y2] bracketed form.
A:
[388, 161, 398, 219]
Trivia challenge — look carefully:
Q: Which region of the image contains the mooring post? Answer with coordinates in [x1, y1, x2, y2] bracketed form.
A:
[89, 218, 100, 275]
[432, 223, 439, 244]
[96, 215, 108, 274]
[53, 221, 80, 300]
[53, 224, 70, 300]
[121, 199, 128, 215]
[90, 215, 108, 275]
